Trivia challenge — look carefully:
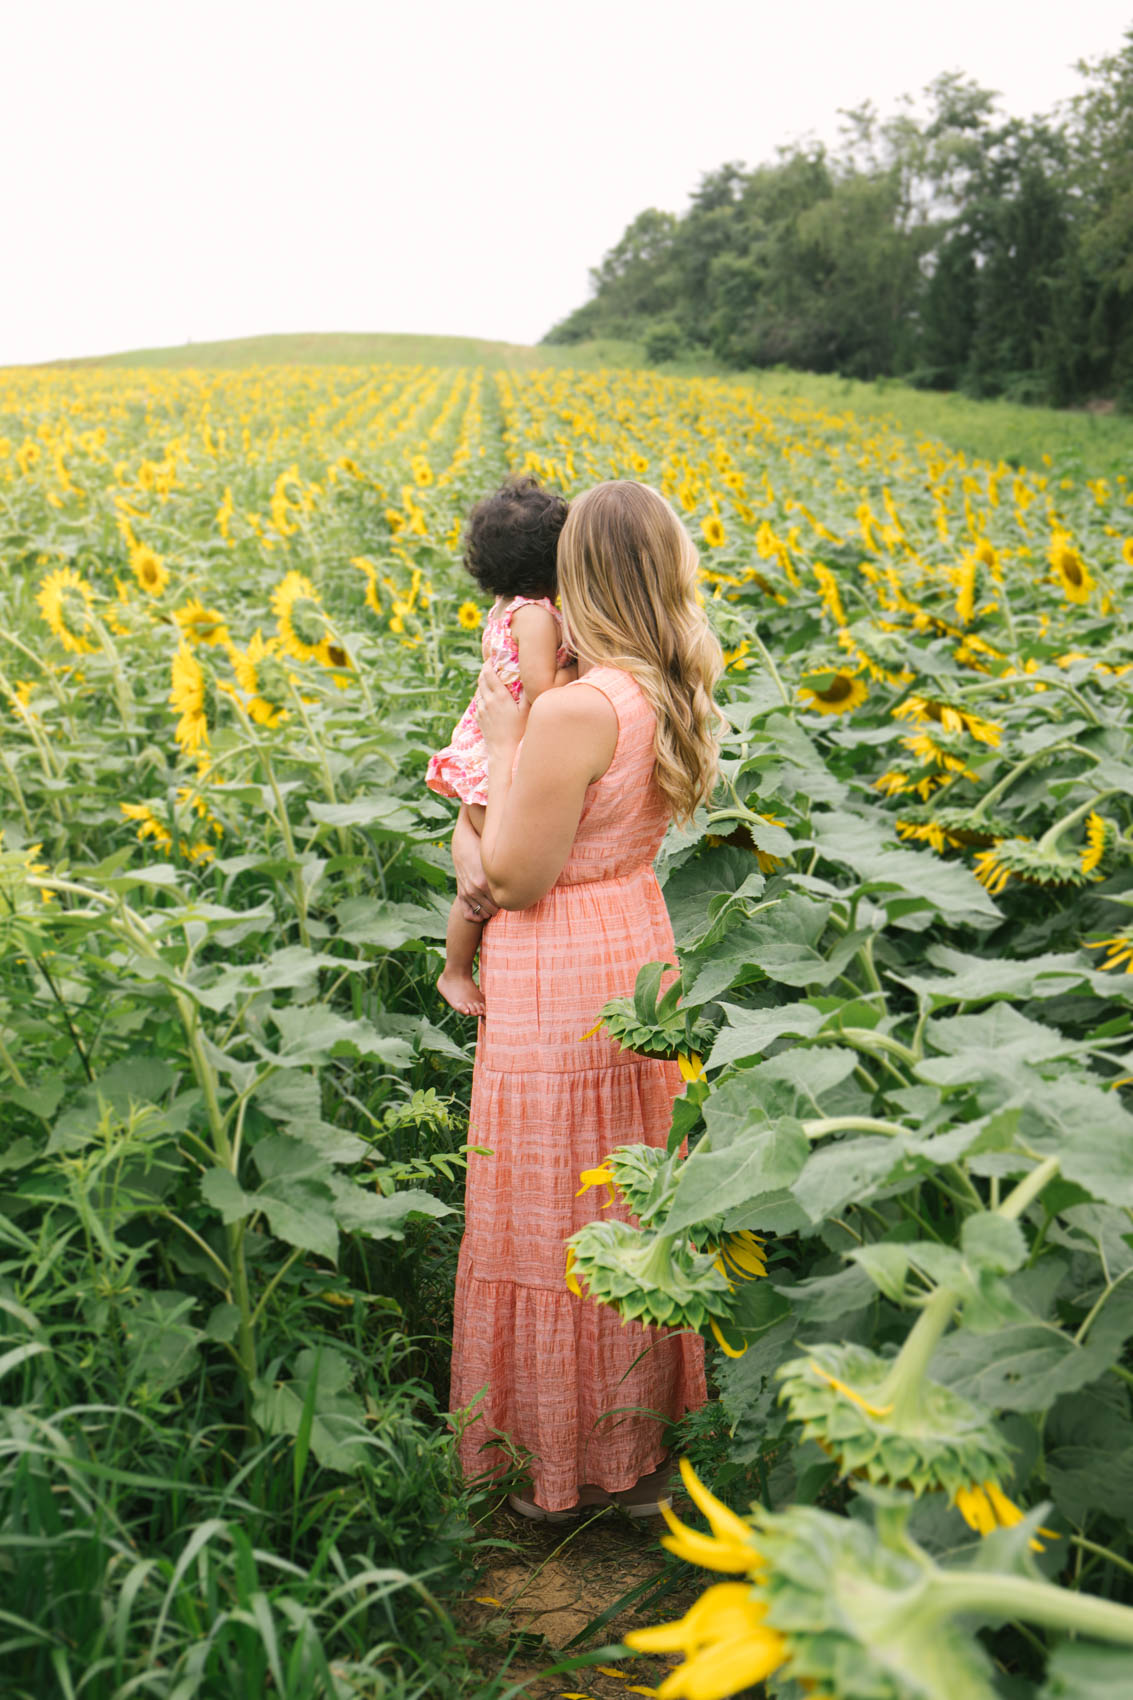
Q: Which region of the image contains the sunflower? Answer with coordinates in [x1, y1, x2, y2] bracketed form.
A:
[216, 485, 235, 543]
[35, 565, 96, 654]
[121, 801, 173, 852]
[1088, 929, 1133, 973]
[711, 1230, 768, 1288]
[575, 1162, 616, 1208]
[973, 838, 1089, 894]
[954, 554, 978, 624]
[874, 769, 912, 797]
[896, 816, 951, 853]
[811, 562, 846, 625]
[701, 515, 726, 549]
[1122, 537, 1133, 570]
[229, 629, 289, 727]
[894, 801, 1008, 851]
[954, 1482, 1056, 1552]
[457, 600, 482, 631]
[899, 732, 977, 781]
[796, 668, 867, 715]
[169, 642, 212, 754]
[175, 598, 229, 647]
[892, 695, 1002, 747]
[0, 832, 54, 905]
[322, 641, 351, 674]
[1080, 811, 1117, 877]
[973, 536, 998, 571]
[1049, 535, 1094, 604]
[625, 1580, 786, 1697]
[130, 544, 169, 597]
[271, 570, 329, 662]
[8, 680, 34, 719]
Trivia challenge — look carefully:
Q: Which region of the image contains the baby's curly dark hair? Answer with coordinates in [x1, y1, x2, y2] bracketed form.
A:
[463, 477, 568, 599]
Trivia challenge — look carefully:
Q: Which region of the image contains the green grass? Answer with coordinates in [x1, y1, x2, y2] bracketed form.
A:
[36, 329, 1133, 480]
[731, 367, 1133, 481]
[42, 329, 645, 374]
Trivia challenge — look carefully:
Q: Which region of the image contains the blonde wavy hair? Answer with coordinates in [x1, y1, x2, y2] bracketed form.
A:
[556, 481, 725, 824]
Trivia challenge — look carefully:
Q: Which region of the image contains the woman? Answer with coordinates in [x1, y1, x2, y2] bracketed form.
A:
[448, 480, 724, 1518]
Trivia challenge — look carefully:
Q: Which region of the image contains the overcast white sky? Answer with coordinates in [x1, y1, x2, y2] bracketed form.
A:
[2, 0, 1130, 366]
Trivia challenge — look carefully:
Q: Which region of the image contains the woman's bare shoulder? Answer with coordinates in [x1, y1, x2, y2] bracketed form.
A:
[524, 679, 618, 779]
[527, 679, 616, 732]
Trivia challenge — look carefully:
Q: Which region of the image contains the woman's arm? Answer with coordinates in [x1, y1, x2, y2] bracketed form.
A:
[510, 603, 562, 701]
[477, 675, 617, 911]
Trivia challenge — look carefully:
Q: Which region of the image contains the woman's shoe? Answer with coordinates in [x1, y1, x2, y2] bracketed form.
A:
[507, 1484, 613, 1522]
[611, 1458, 675, 1518]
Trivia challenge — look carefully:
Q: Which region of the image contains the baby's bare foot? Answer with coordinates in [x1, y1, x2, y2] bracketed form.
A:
[437, 968, 486, 1017]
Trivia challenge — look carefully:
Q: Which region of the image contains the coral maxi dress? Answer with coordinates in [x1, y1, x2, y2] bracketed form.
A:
[449, 665, 707, 1511]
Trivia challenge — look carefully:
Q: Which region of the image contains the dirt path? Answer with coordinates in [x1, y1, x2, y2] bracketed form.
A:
[461, 1498, 704, 1698]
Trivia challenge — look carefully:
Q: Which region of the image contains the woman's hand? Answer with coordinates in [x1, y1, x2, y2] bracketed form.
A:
[476, 661, 528, 762]
[452, 805, 499, 921]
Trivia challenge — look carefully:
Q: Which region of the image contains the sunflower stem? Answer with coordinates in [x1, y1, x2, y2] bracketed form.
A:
[972, 742, 1094, 819]
[230, 699, 311, 948]
[929, 1571, 1133, 1644]
[803, 1116, 910, 1140]
[856, 938, 883, 995]
[1070, 1534, 1133, 1582]
[1037, 790, 1119, 854]
[0, 1028, 27, 1090]
[745, 624, 790, 707]
[877, 1285, 959, 1418]
[0, 747, 35, 836]
[993, 577, 1019, 654]
[997, 1156, 1060, 1221]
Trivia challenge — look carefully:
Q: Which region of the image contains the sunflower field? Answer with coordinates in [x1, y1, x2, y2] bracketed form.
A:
[2, 357, 1133, 1699]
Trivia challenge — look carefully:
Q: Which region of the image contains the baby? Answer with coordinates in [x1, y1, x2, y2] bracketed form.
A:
[427, 477, 574, 1016]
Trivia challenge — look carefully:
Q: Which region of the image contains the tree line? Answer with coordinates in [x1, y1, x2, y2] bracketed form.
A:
[543, 32, 1133, 409]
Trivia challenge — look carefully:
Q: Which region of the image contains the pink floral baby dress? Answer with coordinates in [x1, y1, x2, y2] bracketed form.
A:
[426, 595, 571, 807]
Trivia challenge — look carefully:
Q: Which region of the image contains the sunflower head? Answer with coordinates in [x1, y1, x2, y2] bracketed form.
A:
[175, 598, 229, 647]
[973, 838, 1090, 895]
[797, 667, 868, 716]
[1080, 811, 1119, 878]
[36, 565, 96, 654]
[0, 832, 55, 908]
[701, 514, 727, 549]
[892, 695, 1001, 747]
[565, 1219, 734, 1330]
[130, 544, 169, 597]
[229, 630, 290, 727]
[777, 1342, 1013, 1499]
[169, 642, 215, 755]
[1049, 535, 1094, 604]
[272, 570, 329, 660]
[1088, 927, 1133, 974]
[457, 600, 482, 631]
[893, 801, 1009, 851]
[709, 1230, 768, 1289]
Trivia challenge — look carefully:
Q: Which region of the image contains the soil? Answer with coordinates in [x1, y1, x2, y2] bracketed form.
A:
[459, 1496, 705, 1699]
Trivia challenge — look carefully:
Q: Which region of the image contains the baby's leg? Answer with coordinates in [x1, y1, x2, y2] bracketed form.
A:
[437, 897, 486, 1016]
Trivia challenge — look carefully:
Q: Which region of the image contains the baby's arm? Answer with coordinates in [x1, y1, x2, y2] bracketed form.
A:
[511, 603, 570, 702]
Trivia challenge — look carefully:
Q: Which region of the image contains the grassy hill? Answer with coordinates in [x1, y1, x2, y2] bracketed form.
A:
[47, 329, 644, 373]
[36, 330, 1133, 480]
